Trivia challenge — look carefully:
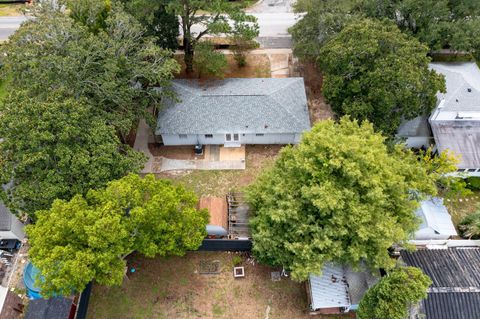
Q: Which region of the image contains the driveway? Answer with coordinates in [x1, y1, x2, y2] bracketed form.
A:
[246, 0, 295, 13]
[0, 16, 27, 41]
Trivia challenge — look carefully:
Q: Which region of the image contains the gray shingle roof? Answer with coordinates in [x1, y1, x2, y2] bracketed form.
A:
[430, 62, 480, 113]
[0, 202, 12, 231]
[156, 78, 310, 135]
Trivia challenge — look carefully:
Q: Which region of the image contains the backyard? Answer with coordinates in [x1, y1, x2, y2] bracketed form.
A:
[87, 252, 350, 319]
[159, 145, 283, 197]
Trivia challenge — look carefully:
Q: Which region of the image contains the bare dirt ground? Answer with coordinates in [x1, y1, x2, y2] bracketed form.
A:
[159, 145, 282, 197]
[149, 144, 201, 160]
[175, 53, 271, 79]
[88, 252, 349, 319]
[295, 61, 334, 123]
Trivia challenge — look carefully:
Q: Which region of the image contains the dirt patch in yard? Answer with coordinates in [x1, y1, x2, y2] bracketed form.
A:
[175, 53, 271, 79]
[296, 61, 334, 123]
[148, 144, 201, 160]
[88, 252, 350, 319]
[158, 145, 282, 197]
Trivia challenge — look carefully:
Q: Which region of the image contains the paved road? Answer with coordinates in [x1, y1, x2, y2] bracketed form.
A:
[0, 12, 301, 47]
[0, 16, 27, 41]
[246, 0, 295, 13]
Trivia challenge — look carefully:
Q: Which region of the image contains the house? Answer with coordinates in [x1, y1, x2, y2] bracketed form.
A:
[429, 62, 480, 173]
[414, 197, 457, 240]
[396, 115, 433, 149]
[25, 297, 75, 319]
[307, 263, 378, 315]
[155, 78, 311, 147]
[401, 247, 480, 319]
[0, 202, 25, 245]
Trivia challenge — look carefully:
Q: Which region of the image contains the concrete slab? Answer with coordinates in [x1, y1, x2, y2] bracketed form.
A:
[133, 119, 155, 174]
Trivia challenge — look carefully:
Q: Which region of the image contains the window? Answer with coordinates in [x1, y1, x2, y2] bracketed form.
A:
[225, 134, 232, 141]
[205, 134, 213, 138]
[255, 133, 264, 137]
[179, 134, 187, 139]
[233, 134, 239, 141]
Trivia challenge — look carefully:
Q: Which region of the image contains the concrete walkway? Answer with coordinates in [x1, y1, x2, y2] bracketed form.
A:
[155, 157, 245, 172]
[133, 119, 155, 174]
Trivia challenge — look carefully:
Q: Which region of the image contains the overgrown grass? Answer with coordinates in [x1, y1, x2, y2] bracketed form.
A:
[0, 3, 26, 16]
[445, 190, 480, 231]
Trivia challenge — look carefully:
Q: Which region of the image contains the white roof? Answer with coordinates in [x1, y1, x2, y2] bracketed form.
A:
[309, 263, 350, 310]
[430, 62, 480, 121]
[415, 198, 457, 240]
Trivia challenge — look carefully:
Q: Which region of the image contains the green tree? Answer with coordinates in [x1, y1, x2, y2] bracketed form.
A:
[120, 0, 180, 50]
[26, 174, 209, 296]
[193, 41, 228, 78]
[0, 91, 145, 217]
[2, 3, 179, 137]
[459, 208, 480, 239]
[289, 0, 360, 61]
[68, 0, 112, 34]
[319, 19, 445, 135]
[166, 0, 258, 73]
[357, 267, 432, 319]
[247, 118, 455, 280]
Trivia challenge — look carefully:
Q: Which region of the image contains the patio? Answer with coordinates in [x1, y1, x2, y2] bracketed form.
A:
[150, 145, 246, 173]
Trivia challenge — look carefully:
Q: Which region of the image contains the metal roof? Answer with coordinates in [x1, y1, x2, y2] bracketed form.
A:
[401, 248, 480, 288]
[430, 62, 480, 121]
[421, 292, 480, 319]
[309, 263, 350, 310]
[415, 197, 457, 239]
[308, 264, 378, 311]
[156, 78, 311, 135]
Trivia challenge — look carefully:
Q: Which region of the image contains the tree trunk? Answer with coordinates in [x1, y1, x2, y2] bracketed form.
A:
[184, 36, 194, 74]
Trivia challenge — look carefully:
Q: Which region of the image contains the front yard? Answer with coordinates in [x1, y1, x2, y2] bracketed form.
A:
[87, 252, 350, 319]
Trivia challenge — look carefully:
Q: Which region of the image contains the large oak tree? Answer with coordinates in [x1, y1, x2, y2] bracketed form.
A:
[319, 19, 445, 135]
[247, 118, 455, 280]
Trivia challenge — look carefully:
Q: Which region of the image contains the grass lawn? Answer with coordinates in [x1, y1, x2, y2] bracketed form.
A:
[88, 252, 351, 319]
[0, 3, 26, 16]
[445, 190, 480, 230]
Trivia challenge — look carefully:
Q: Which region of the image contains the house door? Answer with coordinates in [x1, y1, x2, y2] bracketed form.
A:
[225, 133, 240, 147]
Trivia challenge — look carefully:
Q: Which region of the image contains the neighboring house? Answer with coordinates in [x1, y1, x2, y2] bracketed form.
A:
[414, 197, 457, 240]
[25, 297, 74, 319]
[396, 115, 433, 149]
[156, 78, 310, 147]
[307, 263, 378, 315]
[401, 247, 480, 319]
[429, 62, 480, 173]
[0, 202, 25, 243]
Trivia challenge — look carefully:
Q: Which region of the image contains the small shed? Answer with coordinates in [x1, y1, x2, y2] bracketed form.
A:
[0, 202, 25, 242]
[307, 263, 378, 315]
[414, 198, 457, 240]
[396, 115, 433, 149]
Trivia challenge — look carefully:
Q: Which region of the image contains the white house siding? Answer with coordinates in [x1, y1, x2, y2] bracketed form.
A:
[161, 133, 300, 146]
[430, 120, 480, 169]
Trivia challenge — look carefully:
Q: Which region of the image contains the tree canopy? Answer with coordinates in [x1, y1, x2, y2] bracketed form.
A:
[165, 0, 258, 73]
[246, 118, 455, 280]
[120, 0, 180, 50]
[26, 174, 209, 296]
[0, 91, 146, 216]
[292, 0, 480, 56]
[319, 19, 445, 135]
[2, 3, 179, 136]
[357, 267, 432, 319]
